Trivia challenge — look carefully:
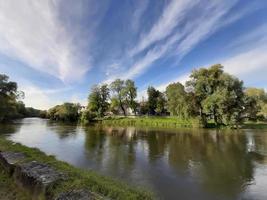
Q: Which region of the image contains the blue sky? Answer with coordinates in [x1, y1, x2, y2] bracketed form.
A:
[0, 0, 267, 109]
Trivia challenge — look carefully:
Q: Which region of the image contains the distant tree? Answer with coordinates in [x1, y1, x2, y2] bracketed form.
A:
[155, 91, 167, 115]
[166, 82, 188, 118]
[110, 79, 127, 116]
[147, 86, 159, 115]
[140, 98, 149, 115]
[245, 87, 267, 119]
[123, 79, 138, 115]
[88, 84, 109, 117]
[109, 97, 120, 115]
[48, 103, 81, 122]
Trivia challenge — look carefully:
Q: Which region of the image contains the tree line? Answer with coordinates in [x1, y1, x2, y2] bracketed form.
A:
[0, 74, 45, 122]
[78, 64, 266, 127]
[1, 64, 267, 127]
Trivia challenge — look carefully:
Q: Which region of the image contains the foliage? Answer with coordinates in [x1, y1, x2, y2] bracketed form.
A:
[123, 80, 138, 115]
[245, 87, 267, 119]
[146, 87, 166, 115]
[0, 74, 44, 122]
[166, 82, 188, 118]
[48, 103, 81, 122]
[110, 79, 127, 116]
[80, 109, 97, 123]
[185, 64, 248, 127]
[0, 74, 19, 121]
[88, 84, 109, 117]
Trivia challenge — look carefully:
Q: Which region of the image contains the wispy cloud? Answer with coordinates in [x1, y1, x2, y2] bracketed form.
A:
[0, 0, 93, 82]
[107, 0, 242, 82]
[129, 0, 198, 56]
[131, 0, 149, 32]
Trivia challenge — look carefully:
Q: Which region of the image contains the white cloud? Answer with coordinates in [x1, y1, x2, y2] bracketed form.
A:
[19, 84, 61, 110]
[129, 0, 198, 56]
[108, 0, 240, 82]
[0, 0, 91, 82]
[131, 0, 149, 32]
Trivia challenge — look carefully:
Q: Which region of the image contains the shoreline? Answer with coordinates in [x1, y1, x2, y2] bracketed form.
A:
[0, 137, 153, 200]
[94, 116, 267, 130]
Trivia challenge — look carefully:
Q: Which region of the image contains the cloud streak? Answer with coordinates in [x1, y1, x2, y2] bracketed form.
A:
[0, 0, 92, 82]
[108, 0, 242, 82]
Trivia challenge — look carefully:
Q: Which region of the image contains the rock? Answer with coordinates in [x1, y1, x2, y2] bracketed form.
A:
[14, 161, 64, 198]
[0, 151, 26, 174]
[55, 190, 95, 200]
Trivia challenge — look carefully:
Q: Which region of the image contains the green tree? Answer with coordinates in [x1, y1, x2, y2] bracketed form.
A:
[245, 87, 267, 119]
[155, 92, 166, 115]
[147, 86, 159, 115]
[110, 79, 127, 116]
[166, 82, 188, 118]
[123, 80, 138, 115]
[0, 74, 20, 121]
[88, 84, 109, 117]
[48, 103, 81, 121]
[186, 64, 245, 127]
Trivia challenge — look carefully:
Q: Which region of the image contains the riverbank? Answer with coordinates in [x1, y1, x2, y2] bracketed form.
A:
[0, 164, 30, 200]
[98, 116, 203, 128]
[0, 137, 152, 200]
[97, 116, 267, 130]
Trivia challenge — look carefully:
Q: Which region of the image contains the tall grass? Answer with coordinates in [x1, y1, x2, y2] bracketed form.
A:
[100, 116, 203, 128]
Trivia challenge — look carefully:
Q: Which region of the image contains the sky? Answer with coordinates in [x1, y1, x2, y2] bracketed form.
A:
[0, 0, 267, 109]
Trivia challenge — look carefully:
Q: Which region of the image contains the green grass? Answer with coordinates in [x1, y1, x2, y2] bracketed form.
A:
[0, 165, 30, 200]
[99, 116, 203, 129]
[0, 137, 153, 200]
[242, 121, 267, 129]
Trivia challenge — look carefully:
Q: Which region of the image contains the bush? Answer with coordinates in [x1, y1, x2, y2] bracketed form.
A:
[80, 110, 97, 123]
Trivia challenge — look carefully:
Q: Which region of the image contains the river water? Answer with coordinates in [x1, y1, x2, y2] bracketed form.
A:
[1, 118, 267, 200]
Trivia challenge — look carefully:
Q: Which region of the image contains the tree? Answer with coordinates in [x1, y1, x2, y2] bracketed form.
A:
[47, 103, 81, 121]
[156, 92, 167, 115]
[123, 80, 138, 115]
[245, 87, 267, 119]
[166, 82, 188, 118]
[0, 74, 20, 121]
[186, 64, 246, 127]
[88, 84, 109, 117]
[147, 86, 158, 115]
[110, 79, 127, 116]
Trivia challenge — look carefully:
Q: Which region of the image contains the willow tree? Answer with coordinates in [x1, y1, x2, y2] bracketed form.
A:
[166, 82, 188, 118]
[186, 64, 245, 127]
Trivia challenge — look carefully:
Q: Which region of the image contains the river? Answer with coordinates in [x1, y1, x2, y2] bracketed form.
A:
[1, 118, 267, 200]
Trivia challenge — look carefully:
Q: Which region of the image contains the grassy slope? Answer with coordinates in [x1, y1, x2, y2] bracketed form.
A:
[0, 137, 153, 200]
[100, 116, 202, 128]
[0, 165, 30, 200]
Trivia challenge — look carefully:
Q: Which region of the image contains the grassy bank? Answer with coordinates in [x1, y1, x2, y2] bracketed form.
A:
[0, 137, 153, 200]
[242, 121, 267, 129]
[0, 165, 30, 200]
[99, 116, 203, 129]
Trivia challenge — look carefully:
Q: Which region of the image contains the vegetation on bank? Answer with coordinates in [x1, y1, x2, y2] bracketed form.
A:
[0, 165, 30, 200]
[0, 74, 45, 122]
[99, 116, 203, 128]
[47, 64, 267, 128]
[0, 137, 153, 200]
[2, 64, 267, 128]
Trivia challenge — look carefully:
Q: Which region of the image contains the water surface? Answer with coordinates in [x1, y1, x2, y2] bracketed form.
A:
[1, 118, 267, 200]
